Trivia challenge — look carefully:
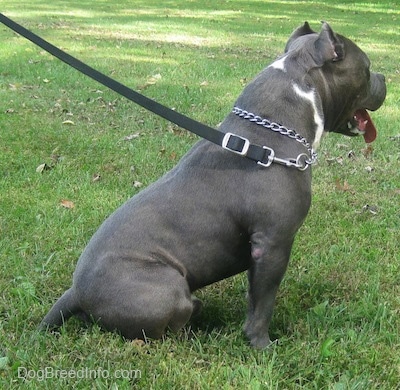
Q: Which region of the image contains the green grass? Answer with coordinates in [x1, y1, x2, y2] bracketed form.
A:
[1, 0, 399, 388]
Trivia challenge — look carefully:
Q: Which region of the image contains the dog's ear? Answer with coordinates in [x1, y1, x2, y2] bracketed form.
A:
[314, 22, 345, 64]
[284, 21, 315, 53]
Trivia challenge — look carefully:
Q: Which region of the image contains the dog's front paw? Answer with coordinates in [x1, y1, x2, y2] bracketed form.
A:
[191, 296, 203, 317]
[244, 321, 272, 349]
[249, 334, 272, 349]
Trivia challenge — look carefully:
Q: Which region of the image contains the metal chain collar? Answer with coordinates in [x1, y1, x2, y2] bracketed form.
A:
[232, 106, 318, 170]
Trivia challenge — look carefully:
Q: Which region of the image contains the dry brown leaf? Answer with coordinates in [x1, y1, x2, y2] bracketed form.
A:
[131, 339, 146, 347]
[335, 179, 354, 193]
[362, 144, 374, 157]
[60, 199, 75, 209]
[50, 154, 62, 164]
[137, 74, 162, 91]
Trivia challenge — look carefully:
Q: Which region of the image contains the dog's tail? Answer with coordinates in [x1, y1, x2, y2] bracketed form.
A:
[39, 288, 82, 330]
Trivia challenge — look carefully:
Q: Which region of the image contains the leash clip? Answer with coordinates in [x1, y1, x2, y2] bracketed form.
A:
[257, 146, 275, 168]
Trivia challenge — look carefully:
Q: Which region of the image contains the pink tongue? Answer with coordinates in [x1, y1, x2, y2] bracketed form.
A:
[354, 109, 377, 143]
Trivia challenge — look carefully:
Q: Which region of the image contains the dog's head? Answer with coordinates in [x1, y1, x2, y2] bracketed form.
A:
[285, 22, 386, 143]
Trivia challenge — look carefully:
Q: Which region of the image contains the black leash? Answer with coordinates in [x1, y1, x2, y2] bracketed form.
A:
[0, 13, 279, 167]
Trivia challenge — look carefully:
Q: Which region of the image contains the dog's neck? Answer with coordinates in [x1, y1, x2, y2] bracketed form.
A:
[291, 84, 325, 150]
[232, 106, 318, 164]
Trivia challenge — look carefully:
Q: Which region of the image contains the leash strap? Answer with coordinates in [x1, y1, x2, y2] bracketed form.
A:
[0, 13, 294, 168]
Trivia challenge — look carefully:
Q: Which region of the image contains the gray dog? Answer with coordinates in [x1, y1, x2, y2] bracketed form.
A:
[40, 22, 386, 348]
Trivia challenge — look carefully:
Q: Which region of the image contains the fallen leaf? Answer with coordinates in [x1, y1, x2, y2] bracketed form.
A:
[347, 150, 356, 159]
[124, 133, 140, 141]
[36, 163, 51, 173]
[200, 80, 208, 86]
[133, 181, 143, 188]
[131, 339, 146, 347]
[9, 83, 22, 90]
[335, 179, 354, 193]
[147, 73, 161, 84]
[362, 144, 374, 157]
[92, 173, 101, 182]
[362, 204, 378, 215]
[60, 199, 75, 209]
[50, 154, 63, 164]
[137, 74, 162, 90]
[62, 120, 75, 125]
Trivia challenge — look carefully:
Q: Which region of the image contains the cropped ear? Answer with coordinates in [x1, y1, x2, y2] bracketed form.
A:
[285, 21, 315, 52]
[314, 22, 345, 64]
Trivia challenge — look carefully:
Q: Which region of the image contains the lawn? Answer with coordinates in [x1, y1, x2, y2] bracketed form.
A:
[0, 0, 399, 388]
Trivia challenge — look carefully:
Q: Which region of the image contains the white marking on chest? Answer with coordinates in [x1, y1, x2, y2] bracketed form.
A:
[268, 55, 287, 72]
[292, 84, 324, 149]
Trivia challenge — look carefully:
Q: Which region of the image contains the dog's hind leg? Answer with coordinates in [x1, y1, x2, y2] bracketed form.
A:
[77, 262, 195, 341]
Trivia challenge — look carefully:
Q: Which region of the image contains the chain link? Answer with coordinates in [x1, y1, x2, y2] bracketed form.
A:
[232, 106, 318, 169]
